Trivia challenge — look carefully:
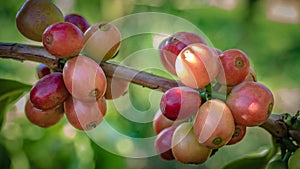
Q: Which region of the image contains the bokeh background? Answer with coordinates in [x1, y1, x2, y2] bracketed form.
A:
[0, 0, 300, 169]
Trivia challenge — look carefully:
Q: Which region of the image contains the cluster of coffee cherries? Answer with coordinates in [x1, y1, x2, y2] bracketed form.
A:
[16, 0, 127, 130]
[153, 32, 275, 164]
[16, 0, 275, 164]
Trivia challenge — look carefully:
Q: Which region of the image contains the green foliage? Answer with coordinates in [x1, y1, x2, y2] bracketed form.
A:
[0, 142, 11, 169]
[0, 0, 25, 41]
[264, 153, 288, 169]
[91, 140, 126, 169]
[223, 146, 274, 169]
[266, 160, 288, 169]
[288, 148, 300, 169]
[0, 79, 31, 130]
[0, 59, 36, 84]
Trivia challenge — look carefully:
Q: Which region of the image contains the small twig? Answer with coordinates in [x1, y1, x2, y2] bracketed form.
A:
[100, 61, 180, 92]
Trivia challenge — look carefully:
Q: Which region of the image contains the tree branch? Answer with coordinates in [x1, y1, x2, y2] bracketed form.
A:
[0, 42, 296, 141]
[0, 42, 61, 70]
[0, 42, 179, 92]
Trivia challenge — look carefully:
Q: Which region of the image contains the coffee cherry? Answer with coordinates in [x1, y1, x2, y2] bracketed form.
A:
[25, 99, 64, 128]
[213, 48, 223, 55]
[172, 122, 212, 164]
[159, 32, 207, 75]
[153, 109, 183, 134]
[216, 49, 250, 86]
[30, 72, 69, 110]
[104, 77, 129, 100]
[42, 22, 85, 58]
[193, 99, 235, 149]
[16, 0, 64, 41]
[63, 56, 107, 102]
[227, 124, 247, 145]
[64, 13, 90, 33]
[154, 126, 176, 160]
[160, 86, 201, 121]
[175, 43, 220, 89]
[64, 96, 106, 130]
[37, 63, 51, 79]
[83, 22, 121, 62]
[226, 81, 274, 126]
[244, 66, 257, 82]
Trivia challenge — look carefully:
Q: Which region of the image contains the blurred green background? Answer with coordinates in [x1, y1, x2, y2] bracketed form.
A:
[0, 0, 299, 169]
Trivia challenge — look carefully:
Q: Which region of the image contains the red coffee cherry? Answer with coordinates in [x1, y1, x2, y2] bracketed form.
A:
[226, 81, 274, 126]
[25, 99, 64, 128]
[175, 43, 220, 89]
[216, 49, 250, 86]
[64, 13, 90, 33]
[244, 66, 257, 82]
[37, 63, 51, 79]
[159, 32, 207, 75]
[153, 109, 183, 134]
[172, 122, 212, 164]
[30, 72, 69, 110]
[83, 22, 121, 62]
[193, 99, 235, 149]
[63, 56, 107, 102]
[64, 96, 106, 130]
[42, 22, 84, 58]
[227, 124, 247, 145]
[154, 126, 177, 160]
[160, 86, 201, 121]
[212, 48, 223, 55]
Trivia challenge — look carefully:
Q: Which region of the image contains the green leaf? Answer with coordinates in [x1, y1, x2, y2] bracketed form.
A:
[0, 143, 11, 169]
[0, 79, 32, 130]
[266, 160, 288, 169]
[222, 147, 273, 169]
